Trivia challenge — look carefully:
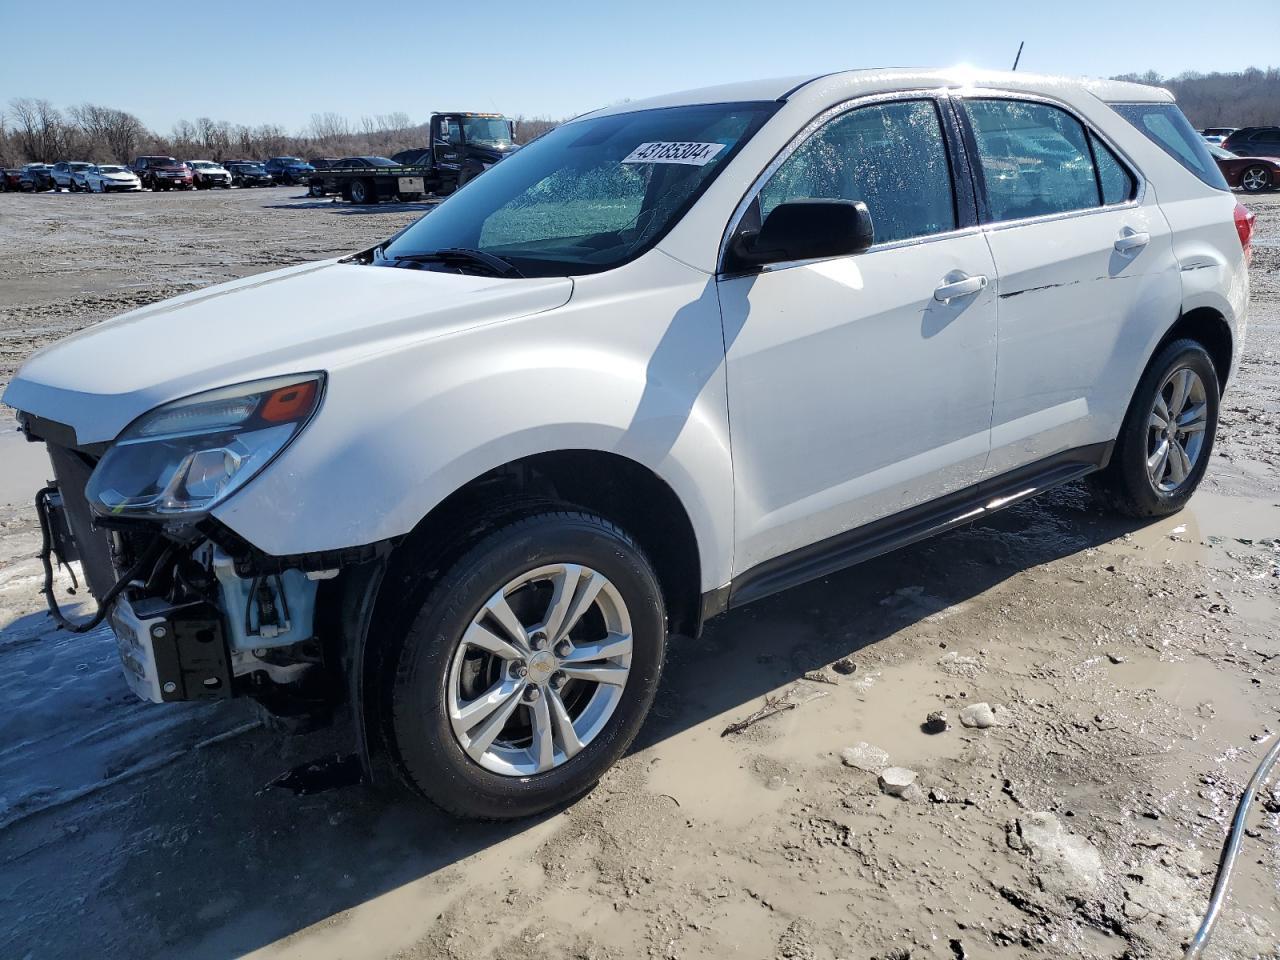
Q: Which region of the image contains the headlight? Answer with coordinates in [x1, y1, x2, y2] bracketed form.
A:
[86, 373, 323, 519]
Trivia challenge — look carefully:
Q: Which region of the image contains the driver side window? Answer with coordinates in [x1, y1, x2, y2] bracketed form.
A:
[758, 99, 957, 245]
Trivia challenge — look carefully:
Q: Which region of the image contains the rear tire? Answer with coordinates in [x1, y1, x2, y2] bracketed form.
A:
[1088, 338, 1219, 518]
[350, 178, 376, 204]
[1241, 165, 1272, 193]
[386, 508, 666, 820]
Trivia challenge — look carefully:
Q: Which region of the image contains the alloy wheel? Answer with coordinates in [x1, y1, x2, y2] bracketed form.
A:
[1242, 167, 1269, 193]
[1147, 366, 1208, 493]
[446, 562, 633, 776]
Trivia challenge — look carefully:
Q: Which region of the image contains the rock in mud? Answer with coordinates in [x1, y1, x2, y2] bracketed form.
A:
[1008, 812, 1103, 899]
[878, 767, 917, 797]
[923, 710, 949, 734]
[841, 742, 890, 773]
[959, 702, 1007, 729]
[938, 651, 984, 678]
[831, 656, 857, 675]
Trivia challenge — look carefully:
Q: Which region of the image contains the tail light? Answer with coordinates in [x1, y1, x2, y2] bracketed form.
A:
[1234, 202, 1255, 265]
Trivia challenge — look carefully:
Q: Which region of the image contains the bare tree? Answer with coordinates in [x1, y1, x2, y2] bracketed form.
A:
[68, 103, 146, 162]
[8, 97, 64, 162]
[1115, 68, 1280, 127]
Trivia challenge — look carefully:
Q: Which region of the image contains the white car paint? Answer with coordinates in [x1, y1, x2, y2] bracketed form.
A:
[85, 164, 142, 192]
[2, 68, 1249, 600]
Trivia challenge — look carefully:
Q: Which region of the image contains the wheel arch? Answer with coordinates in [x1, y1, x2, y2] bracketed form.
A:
[376, 448, 704, 640]
[1152, 306, 1234, 394]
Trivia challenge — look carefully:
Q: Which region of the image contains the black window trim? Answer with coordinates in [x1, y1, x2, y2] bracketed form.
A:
[953, 90, 1146, 230]
[717, 88, 981, 277]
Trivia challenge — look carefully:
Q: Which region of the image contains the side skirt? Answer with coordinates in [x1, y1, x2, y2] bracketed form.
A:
[700, 442, 1112, 620]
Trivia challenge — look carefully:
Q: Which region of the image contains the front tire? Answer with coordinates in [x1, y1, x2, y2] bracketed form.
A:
[1089, 339, 1219, 518]
[387, 509, 666, 820]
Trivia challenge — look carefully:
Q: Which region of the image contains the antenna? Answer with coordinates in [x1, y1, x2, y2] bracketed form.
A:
[1012, 41, 1024, 71]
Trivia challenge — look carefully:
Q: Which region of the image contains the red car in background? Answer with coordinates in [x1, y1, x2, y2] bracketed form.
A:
[1209, 144, 1280, 194]
[0, 168, 22, 191]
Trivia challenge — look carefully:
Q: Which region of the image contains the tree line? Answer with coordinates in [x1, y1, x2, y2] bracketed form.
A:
[1113, 68, 1280, 128]
[0, 97, 561, 167]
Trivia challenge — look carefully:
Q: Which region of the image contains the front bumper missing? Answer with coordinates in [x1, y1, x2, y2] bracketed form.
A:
[109, 595, 234, 703]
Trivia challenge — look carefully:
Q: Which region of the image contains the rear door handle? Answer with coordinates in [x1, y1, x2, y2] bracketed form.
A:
[1114, 230, 1150, 254]
[933, 272, 989, 302]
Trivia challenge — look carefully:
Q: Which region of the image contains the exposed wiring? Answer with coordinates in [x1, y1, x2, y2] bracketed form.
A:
[1185, 734, 1280, 959]
[35, 486, 169, 634]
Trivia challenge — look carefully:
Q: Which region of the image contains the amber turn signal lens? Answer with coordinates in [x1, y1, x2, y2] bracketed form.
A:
[259, 380, 318, 423]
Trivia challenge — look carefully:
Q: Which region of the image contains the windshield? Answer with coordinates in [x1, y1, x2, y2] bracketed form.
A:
[462, 117, 514, 146]
[99, 165, 125, 173]
[69, 162, 92, 170]
[190, 162, 217, 169]
[365, 156, 398, 167]
[381, 101, 778, 277]
[1208, 145, 1235, 159]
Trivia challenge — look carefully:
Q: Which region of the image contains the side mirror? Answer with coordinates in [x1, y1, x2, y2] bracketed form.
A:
[728, 199, 874, 271]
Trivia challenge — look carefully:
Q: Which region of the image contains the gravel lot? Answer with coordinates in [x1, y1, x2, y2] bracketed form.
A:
[1, 187, 1279, 960]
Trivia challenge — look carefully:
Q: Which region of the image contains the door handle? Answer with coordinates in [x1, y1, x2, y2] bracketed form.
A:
[1114, 230, 1150, 254]
[933, 272, 989, 302]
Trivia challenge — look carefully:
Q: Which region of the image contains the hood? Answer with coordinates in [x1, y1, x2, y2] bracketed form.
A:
[3, 261, 573, 444]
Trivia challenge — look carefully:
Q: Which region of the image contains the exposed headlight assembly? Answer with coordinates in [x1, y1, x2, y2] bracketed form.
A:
[86, 373, 323, 519]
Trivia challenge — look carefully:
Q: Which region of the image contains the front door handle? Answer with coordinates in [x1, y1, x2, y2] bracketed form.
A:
[1114, 230, 1150, 254]
[933, 272, 989, 302]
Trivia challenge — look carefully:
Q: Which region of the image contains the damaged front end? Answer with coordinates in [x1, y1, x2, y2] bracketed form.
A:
[20, 374, 388, 735]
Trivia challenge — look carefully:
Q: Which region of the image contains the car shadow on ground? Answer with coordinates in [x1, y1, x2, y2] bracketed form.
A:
[3, 483, 1153, 960]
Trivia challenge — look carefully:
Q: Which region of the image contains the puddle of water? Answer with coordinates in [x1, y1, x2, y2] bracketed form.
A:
[0, 428, 49, 509]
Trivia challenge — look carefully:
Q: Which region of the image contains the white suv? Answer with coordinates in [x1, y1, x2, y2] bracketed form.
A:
[3, 69, 1252, 819]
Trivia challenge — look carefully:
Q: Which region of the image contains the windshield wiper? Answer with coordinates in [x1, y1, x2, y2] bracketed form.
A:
[389, 247, 525, 278]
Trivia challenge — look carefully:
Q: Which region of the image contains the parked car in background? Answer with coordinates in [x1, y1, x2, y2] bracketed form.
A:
[1, 69, 1251, 821]
[50, 161, 94, 191]
[132, 156, 194, 190]
[1221, 127, 1280, 158]
[228, 162, 273, 187]
[0, 168, 22, 191]
[187, 160, 232, 189]
[70, 165, 98, 191]
[1201, 127, 1236, 145]
[1209, 144, 1280, 193]
[85, 164, 143, 193]
[263, 156, 315, 184]
[310, 157, 341, 170]
[306, 155, 414, 200]
[19, 163, 54, 191]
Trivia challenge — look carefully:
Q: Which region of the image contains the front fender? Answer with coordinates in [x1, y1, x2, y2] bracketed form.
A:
[213, 251, 735, 593]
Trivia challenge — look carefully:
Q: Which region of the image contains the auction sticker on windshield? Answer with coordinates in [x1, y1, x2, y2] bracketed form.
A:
[622, 142, 726, 166]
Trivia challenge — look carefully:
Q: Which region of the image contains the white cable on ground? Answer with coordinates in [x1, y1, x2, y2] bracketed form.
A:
[1185, 734, 1280, 959]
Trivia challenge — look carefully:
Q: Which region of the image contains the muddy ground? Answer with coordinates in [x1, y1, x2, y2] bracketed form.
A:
[1, 187, 1279, 960]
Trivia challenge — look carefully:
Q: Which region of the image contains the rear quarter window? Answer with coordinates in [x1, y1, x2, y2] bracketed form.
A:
[1109, 102, 1229, 191]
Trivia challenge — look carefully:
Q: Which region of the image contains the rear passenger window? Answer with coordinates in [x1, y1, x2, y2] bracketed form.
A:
[1109, 103, 1229, 190]
[964, 99, 1099, 221]
[1090, 133, 1135, 205]
[758, 99, 956, 245]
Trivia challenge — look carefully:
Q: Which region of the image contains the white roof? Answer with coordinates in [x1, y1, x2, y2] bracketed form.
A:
[581, 67, 1174, 119]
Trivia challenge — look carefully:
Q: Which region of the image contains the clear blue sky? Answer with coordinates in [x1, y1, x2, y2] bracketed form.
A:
[3, 0, 1271, 134]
